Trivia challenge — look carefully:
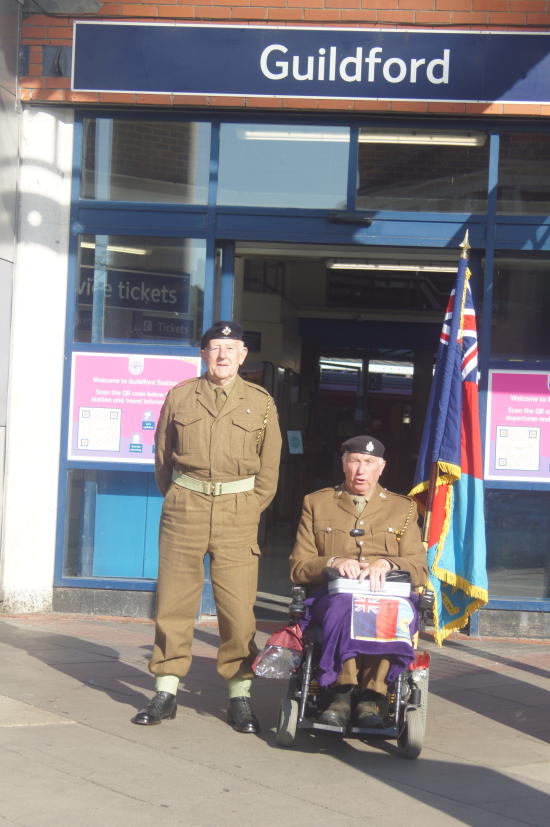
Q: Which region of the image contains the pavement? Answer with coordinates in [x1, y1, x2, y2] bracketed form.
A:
[0, 613, 549, 827]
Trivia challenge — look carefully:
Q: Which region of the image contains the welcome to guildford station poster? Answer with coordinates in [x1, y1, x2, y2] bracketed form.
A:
[67, 352, 201, 463]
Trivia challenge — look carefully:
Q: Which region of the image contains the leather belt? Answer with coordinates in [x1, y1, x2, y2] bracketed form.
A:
[172, 470, 255, 496]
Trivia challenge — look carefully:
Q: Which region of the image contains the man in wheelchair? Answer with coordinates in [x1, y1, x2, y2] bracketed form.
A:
[289, 435, 428, 731]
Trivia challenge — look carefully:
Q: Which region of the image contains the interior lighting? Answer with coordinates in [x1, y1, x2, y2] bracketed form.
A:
[243, 129, 349, 142]
[359, 130, 486, 146]
[326, 260, 457, 272]
[80, 241, 151, 256]
[242, 129, 486, 146]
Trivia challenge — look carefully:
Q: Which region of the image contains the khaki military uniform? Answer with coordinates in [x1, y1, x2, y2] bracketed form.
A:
[290, 483, 427, 694]
[151, 374, 282, 682]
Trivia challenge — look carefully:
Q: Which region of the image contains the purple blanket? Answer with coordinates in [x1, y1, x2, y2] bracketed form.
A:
[302, 590, 419, 687]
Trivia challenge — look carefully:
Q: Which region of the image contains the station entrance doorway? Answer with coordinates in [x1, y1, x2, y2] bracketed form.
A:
[232, 242, 465, 605]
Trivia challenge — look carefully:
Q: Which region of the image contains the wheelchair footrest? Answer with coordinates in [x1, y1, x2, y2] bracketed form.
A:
[348, 724, 398, 737]
[303, 720, 346, 733]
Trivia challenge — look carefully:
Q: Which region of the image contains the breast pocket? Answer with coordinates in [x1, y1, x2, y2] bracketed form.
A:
[173, 410, 204, 453]
[231, 413, 264, 458]
[313, 526, 347, 556]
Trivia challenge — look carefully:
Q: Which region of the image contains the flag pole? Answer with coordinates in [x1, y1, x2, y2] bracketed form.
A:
[421, 230, 470, 544]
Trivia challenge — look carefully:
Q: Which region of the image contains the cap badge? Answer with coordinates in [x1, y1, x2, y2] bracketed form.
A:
[222, 326, 231, 336]
[366, 441, 375, 452]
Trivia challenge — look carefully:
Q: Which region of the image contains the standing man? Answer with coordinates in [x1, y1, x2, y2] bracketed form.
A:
[290, 435, 427, 728]
[133, 321, 282, 732]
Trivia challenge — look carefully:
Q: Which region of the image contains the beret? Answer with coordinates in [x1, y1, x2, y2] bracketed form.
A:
[341, 435, 385, 458]
[200, 321, 244, 349]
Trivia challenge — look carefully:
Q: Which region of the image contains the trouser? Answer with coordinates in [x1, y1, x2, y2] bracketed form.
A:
[149, 484, 262, 682]
[334, 655, 391, 696]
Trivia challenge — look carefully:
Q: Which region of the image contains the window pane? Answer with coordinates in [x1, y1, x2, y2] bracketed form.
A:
[356, 128, 489, 213]
[81, 118, 210, 203]
[217, 123, 349, 208]
[497, 132, 550, 214]
[486, 490, 550, 599]
[492, 255, 550, 358]
[75, 235, 206, 345]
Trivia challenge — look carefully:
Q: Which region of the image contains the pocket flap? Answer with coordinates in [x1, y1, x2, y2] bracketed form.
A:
[232, 413, 263, 432]
[174, 409, 202, 426]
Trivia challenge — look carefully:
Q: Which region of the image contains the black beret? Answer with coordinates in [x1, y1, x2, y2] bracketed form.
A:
[200, 321, 244, 349]
[341, 435, 385, 458]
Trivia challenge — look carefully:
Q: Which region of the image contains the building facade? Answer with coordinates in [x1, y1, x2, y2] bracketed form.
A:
[2, 0, 550, 635]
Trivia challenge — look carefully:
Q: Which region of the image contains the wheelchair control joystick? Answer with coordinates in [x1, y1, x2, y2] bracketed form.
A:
[289, 585, 306, 622]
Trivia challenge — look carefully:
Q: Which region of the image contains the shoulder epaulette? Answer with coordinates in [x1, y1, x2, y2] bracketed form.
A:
[385, 488, 414, 504]
[171, 376, 200, 392]
[242, 379, 271, 398]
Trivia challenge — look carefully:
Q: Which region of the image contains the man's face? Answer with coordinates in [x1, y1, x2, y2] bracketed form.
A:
[342, 452, 386, 497]
[201, 338, 247, 385]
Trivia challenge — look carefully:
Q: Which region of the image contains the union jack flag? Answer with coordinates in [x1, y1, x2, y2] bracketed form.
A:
[354, 596, 381, 614]
[410, 252, 488, 645]
[440, 279, 479, 383]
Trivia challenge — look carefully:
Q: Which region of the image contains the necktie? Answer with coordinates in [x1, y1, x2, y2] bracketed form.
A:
[353, 497, 366, 515]
[214, 387, 226, 413]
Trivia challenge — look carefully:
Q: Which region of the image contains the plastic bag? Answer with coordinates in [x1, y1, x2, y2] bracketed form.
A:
[252, 624, 303, 679]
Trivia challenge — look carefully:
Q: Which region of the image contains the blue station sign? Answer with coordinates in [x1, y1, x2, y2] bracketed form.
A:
[72, 23, 550, 104]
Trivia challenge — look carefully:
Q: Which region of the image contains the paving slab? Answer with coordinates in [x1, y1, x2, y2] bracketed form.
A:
[1, 614, 549, 827]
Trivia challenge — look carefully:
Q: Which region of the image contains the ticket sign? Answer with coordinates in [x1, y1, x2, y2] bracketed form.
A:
[485, 369, 550, 483]
[68, 352, 201, 463]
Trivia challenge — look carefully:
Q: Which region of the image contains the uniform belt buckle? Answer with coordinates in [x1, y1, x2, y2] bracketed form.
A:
[211, 481, 223, 496]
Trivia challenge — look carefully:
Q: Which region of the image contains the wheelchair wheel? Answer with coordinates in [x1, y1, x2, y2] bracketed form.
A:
[275, 697, 299, 747]
[397, 708, 425, 759]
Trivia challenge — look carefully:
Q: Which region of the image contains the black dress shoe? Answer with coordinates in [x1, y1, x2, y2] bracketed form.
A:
[318, 686, 353, 728]
[132, 691, 177, 725]
[353, 693, 388, 728]
[227, 697, 260, 733]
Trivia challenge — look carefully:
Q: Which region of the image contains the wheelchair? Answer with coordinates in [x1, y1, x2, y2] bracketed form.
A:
[275, 573, 434, 759]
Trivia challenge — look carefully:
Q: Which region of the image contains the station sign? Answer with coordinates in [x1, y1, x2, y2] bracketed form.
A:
[73, 23, 550, 104]
[67, 352, 201, 464]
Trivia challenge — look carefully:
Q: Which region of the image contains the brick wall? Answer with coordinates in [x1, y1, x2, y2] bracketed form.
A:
[20, 1, 550, 115]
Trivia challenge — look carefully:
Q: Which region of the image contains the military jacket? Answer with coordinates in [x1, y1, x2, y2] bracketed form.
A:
[290, 483, 428, 587]
[154, 374, 282, 511]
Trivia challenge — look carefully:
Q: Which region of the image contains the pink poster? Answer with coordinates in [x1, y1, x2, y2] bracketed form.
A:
[68, 352, 201, 463]
[485, 369, 550, 482]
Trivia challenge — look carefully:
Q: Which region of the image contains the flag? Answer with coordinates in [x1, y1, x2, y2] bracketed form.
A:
[410, 251, 489, 645]
[351, 594, 415, 645]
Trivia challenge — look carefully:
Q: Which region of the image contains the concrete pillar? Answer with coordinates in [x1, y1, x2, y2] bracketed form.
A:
[1, 108, 73, 612]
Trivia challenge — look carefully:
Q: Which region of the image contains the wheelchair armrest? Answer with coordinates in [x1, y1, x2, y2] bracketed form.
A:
[417, 588, 435, 612]
[386, 570, 411, 583]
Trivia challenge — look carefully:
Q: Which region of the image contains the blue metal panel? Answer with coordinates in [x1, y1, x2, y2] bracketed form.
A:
[478, 132, 499, 454]
[219, 242, 234, 318]
[495, 218, 550, 250]
[215, 210, 487, 248]
[486, 598, 550, 611]
[73, 205, 209, 236]
[347, 126, 358, 209]
[92, 472, 148, 577]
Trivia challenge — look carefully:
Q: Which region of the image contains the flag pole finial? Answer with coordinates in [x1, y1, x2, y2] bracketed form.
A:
[459, 230, 470, 259]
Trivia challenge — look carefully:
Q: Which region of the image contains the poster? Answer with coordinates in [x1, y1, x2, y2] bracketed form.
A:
[485, 369, 550, 482]
[68, 352, 201, 463]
